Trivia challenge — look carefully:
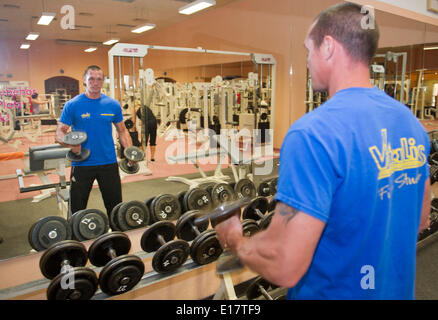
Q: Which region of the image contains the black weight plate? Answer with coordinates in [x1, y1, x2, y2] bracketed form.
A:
[30, 216, 72, 252]
[66, 148, 90, 162]
[117, 200, 150, 231]
[259, 211, 275, 230]
[119, 159, 140, 174]
[28, 221, 39, 251]
[190, 230, 223, 265]
[88, 232, 131, 267]
[184, 187, 213, 212]
[267, 198, 277, 212]
[63, 131, 87, 145]
[242, 196, 269, 221]
[211, 183, 236, 206]
[177, 191, 187, 213]
[242, 219, 260, 237]
[73, 209, 109, 241]
[46, 267, 98, 300]
[269, 177, 278, 194]
[234, 179, 256, 199]
[140, 221, 176, 253]
[124, 119, 134, 130]
[123, 146, 145, 162]
[258, 181, 272, 197]
[150, 194, 182, 222]
[110, 202, 124, 231]
[176, 210, 209, 242]
[39, 240, 88, 280]
[99, 255, 144, 295]
[246, 276, 274, 300]
[152, 239, 189, 273]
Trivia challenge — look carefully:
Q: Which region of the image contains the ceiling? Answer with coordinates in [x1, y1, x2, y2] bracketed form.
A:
[0, 0, 238, 45]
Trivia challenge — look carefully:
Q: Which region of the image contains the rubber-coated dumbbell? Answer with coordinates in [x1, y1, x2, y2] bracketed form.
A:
[88, 232, 144, 295]
[246, 276, 281, 300]
[110, 200, 150, 231]
[257, 180, 273, 197]
[210, 182, 237, 206]
[242, 196, 274, 230]
[69, 209, 109, 242]
[119, 146, 145, 174]
[28, 216, 72, 251]
[242, 219, 260, 236]
[39, 240, 98, 300]
[63, 131, 90, 162]
[141, 221, 190, 273]
[176, 210, 223, 265]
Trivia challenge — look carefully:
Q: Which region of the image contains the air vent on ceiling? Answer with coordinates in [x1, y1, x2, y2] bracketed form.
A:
[113, 0, 135, 3]
[116, 23, 136, 28]
[106, 31, 118, 34]
[79, 12, 94, 16]
[3, 4, 20, 9]
[0, 18, 8, 22]
[56, 39, 102, 46]
[75, 25, 93, 29]
[133, 18, 148, 22]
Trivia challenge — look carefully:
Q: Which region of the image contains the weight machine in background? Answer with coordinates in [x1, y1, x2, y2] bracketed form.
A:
[107, 43, 277, 184]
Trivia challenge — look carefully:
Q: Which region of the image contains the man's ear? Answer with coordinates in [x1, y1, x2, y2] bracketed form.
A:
[321, 36, 335, 60]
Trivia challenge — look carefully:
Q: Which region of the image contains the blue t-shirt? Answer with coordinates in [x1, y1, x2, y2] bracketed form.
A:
[60, 93, 123, 166]
[275, 87, 430, 300]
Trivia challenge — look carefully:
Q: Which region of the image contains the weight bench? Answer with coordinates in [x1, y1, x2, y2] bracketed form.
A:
[16, 144, 71, 219]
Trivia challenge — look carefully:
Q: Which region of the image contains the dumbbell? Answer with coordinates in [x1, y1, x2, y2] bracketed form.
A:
[119, 146, 145, 174]
[242, 219, 260, 236]
[28, 216, 72, 252]
[109, 200, 150, 231]
[88, 232, 144, 295]
[63, 131, 90, 162]
[141, 221, 190, 273]
[176, 210, 223, 265]
[269, 177, 278, 195]
[234, 179, 257, 199]
[246, 276, 281, 300]
[147, 194, 182, 223]
[69, 209, 109, 242]
[257, 180, 273, 197]
[183, 187, 213, 213]
[210, 183, 237, 206]
[39, 240, 98, 300]
[242, 196, 274, 230]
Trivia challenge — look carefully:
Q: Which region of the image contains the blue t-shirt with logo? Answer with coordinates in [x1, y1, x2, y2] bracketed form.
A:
[60, 93, 123, 166]
[275, 87, 430, 300]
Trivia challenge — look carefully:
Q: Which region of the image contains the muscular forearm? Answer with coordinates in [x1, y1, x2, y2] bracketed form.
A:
[118, 129, 132, 149]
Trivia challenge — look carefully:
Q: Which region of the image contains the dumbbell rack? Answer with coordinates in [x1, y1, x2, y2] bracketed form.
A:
[0, 246, 252, 300]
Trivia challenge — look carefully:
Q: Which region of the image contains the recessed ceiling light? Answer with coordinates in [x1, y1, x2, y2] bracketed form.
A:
[84, 47, 97, 52]
[20, 43, 31, 49]
[424, 46, 438, 51]
[103, 38, 120, 45]
[131, 23, 156, 33]
[178, 0, 216, 15]
[26, 32, 40, 40]
[37, 12, 56, 25]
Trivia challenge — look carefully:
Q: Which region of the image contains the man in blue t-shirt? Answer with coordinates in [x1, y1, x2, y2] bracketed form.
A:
[214, 2, 431, 299]
[56, 65, 133, 218]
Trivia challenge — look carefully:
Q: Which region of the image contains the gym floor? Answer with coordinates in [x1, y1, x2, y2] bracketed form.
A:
[1, 119, 438, 299]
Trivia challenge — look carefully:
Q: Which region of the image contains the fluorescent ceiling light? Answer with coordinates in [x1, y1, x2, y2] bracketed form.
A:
[37, 12, 56, 25]
[20, 43, 31, 49]
[25, 32, 40, 40]
[84, 47, 97, 52]
[103, 38, 120, 45]
[178, 0, 216, 15]
[424, 46, 438, 51]
[131, 23, 156, 33]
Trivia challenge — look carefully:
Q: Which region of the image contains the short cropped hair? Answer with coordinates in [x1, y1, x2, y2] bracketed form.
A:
[83, 65, 103, 78]
[309, 2, 380, 65]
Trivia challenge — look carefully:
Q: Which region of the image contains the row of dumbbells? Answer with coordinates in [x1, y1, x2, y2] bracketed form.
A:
[38, 195, 277, 300]
[28, 176, 278, 252]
